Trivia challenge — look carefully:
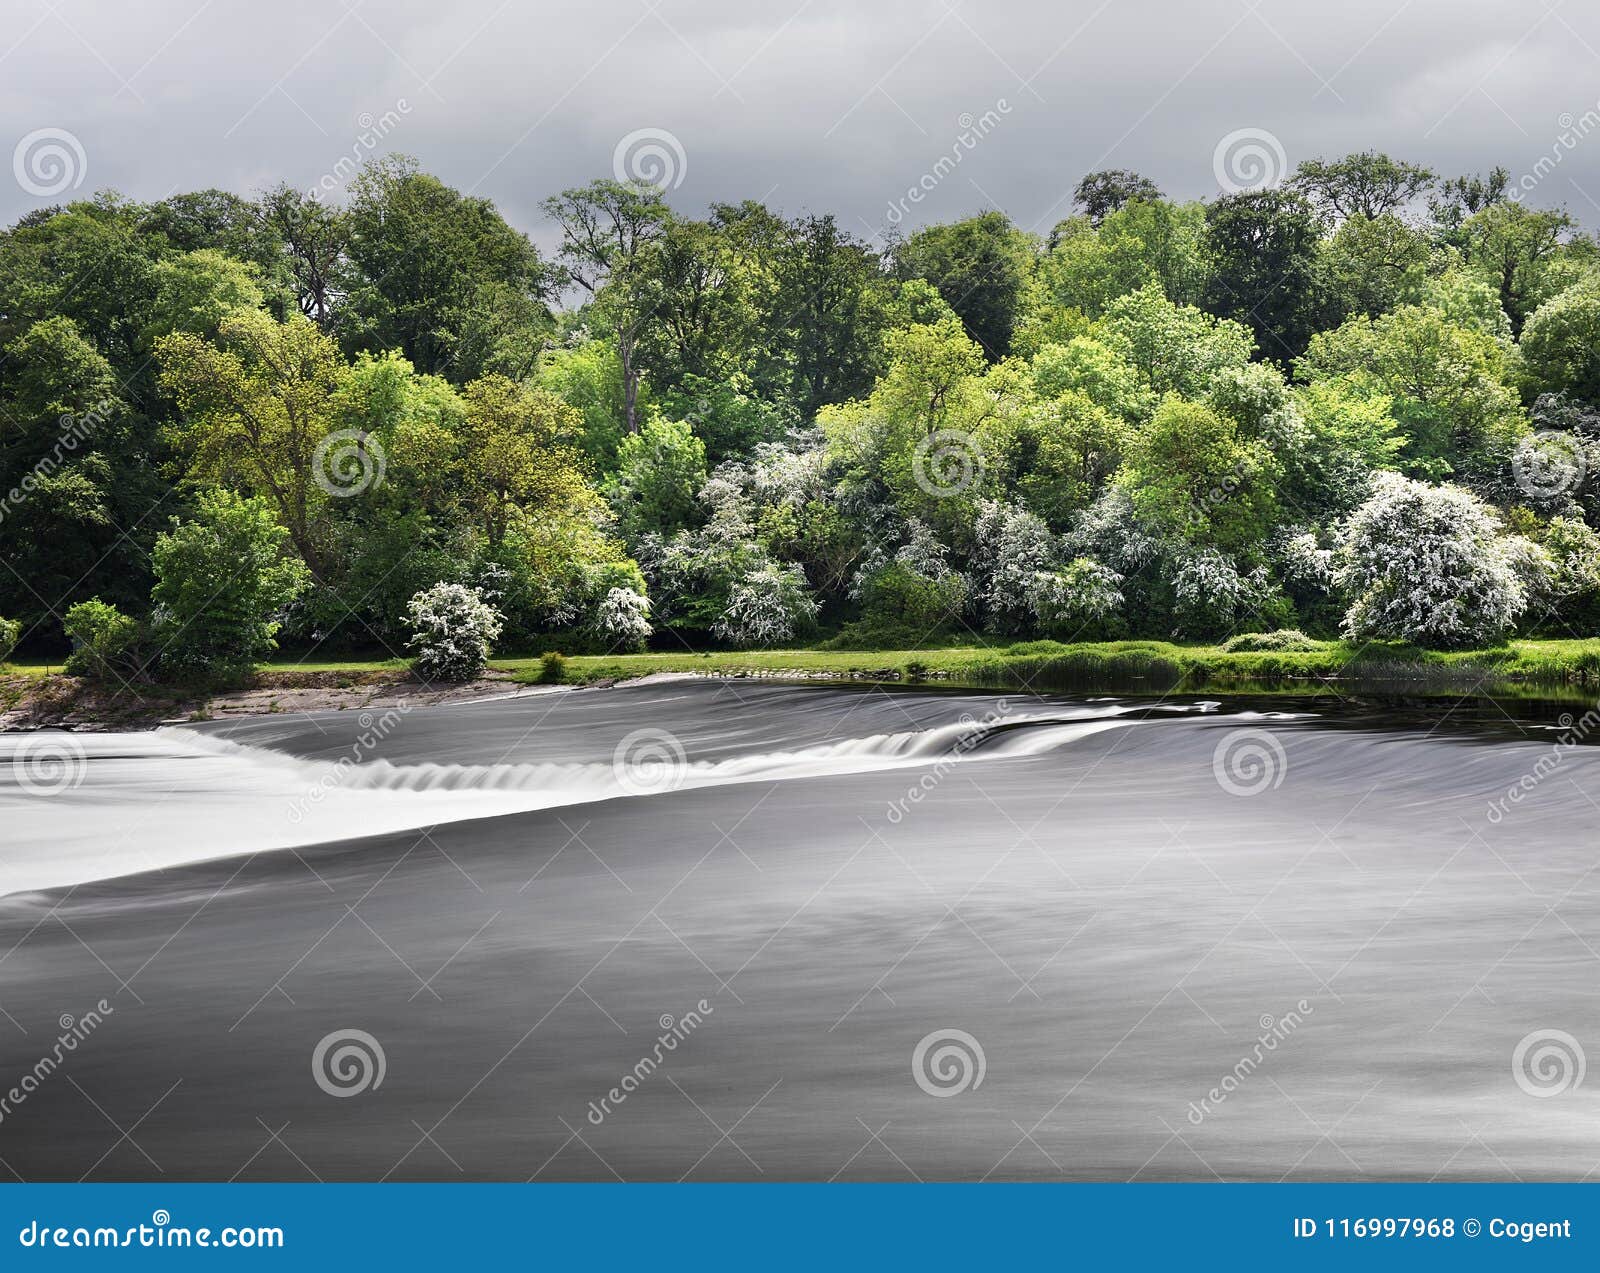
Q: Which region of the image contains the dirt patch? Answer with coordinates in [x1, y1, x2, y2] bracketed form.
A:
[0, 668, 559, 732]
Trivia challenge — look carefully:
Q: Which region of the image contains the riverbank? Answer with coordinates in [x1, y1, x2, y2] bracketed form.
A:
[6, 635, 1600, 729]
[504, 637, 1600, 699]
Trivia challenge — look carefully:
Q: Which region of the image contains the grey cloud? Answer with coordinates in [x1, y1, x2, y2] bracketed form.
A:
[5, 0, 1600, 241]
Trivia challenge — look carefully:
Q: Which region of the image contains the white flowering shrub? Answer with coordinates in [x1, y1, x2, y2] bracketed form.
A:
[1169, 548, 1277, 638]
[1028, 558, 1124, 637]
[1275, 530, 1334, 594]
[714, 563, 820, 647]
[406, 582, 504, 681]
[1335, 473, 1547, 647]
[593, 586, 652, 650]
[974, 500, 1060, 633]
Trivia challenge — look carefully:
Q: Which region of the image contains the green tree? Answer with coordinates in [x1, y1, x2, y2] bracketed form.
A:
[606, 416, 708, 539]
[1322, 214, 1435, 320]
[1461, 201, 1576, 335]
[457, 375, 591, 548]
[341, 156, 553, 379]
[1070, 169, 1163, 227]
[1115, 398, 1278, 556]
[542, 179, 672, 434]
[1298, 304, 1525, 487]
[0, 316, 145, 635]
[150, 489, 307, 678]
[1202, 189, 1328, 361]
[894, 211, 1035, 359]
[257, 183, 347, 328]
[1521, 283, 1600, 405]
[1290, 151, 1435, 221]
[1097, 283, 1253, 399]
[145, 248, 264, 339]
[158, 310, 351, 580]
[758, 213, 892, 418]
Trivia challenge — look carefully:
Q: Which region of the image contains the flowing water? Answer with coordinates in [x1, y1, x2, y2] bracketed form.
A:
[1, 679, 1596, 1181]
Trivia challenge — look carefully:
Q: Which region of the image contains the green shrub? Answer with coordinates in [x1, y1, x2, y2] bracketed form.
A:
[151, 490, 307, 680]
[539, 650, 568, 683]
[0, 616, 20, 664]
[406, 582, 503, 681]
[63, 599, 145, 681]
[903, 659, 929, 682]
[1220, 629, 1322, 653]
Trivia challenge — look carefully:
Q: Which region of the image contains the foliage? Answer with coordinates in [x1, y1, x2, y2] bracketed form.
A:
[1220, 629, 1321, 653]
[895, 212, 1035, 358]
[593, 586, 652, 651]
[11, 151, 1600, 672]
[63, 599, 145, 682]
[150, 489, 308, 679]
[1336, 473, 1545, 647]
[714, 563, 820, 647]
[406, 582, 504, 681]
[1028, 557, 1124, 638]
[606, 415, 708, 538]
[0, 616, 19, 663]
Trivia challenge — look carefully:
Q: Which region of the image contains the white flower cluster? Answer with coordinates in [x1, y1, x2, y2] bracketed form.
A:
[594, 586, 652, 650]
[1336, 472, 1548, 647]
[405, 581, 503, 681]
[714, 563, 819, 647]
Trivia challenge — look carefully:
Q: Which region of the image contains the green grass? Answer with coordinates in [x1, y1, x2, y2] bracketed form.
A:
[504, 646, 994, 685]
[13, 635, 1600, 707]
[503, 636, 1600, 698]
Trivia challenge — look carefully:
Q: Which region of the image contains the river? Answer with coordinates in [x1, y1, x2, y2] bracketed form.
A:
[0, 680, 1595, 1180]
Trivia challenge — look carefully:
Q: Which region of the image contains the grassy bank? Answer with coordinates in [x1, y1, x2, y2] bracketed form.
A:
[8, 636, 1600, 728]
[508, 636, 1600, 698]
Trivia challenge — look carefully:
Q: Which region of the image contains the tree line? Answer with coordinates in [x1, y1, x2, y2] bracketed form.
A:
[5, 150, 1600, 680]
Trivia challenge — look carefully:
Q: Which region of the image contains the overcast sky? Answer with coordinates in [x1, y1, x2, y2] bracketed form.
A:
[6, 0, 1600, 247]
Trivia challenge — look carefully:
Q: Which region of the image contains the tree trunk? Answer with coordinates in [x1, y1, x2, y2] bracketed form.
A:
[620, 331, 640, 434]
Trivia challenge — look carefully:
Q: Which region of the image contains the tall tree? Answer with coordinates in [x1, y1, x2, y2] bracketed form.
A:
[1460, 201, 1576, 336]
[258, 184, 347, 329]
[1290, 151, 1435, 221]
[157, 311, 351, 580]
[542, 179, 672, 434]
[1071, 170, 1163, 227]
[1202, 189, 1327, 361]
[894, 211, 1035, 360]
[341, 156, 553, 381]
[759, 213, 891, 419]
